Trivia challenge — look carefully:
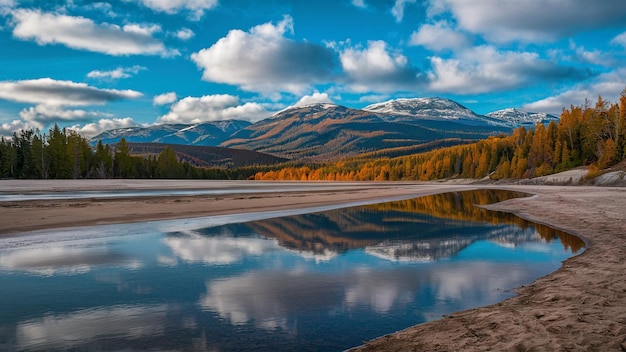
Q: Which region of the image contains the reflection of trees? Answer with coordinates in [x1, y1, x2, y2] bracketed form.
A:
[241, 190, 583, 260]
[366, 190, 584, 253]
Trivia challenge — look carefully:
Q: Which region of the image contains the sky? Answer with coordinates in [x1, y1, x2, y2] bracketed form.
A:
[1, 0, 626, 138]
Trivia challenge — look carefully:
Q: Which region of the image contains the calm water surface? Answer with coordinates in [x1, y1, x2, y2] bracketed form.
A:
[0, 190, 583, 351]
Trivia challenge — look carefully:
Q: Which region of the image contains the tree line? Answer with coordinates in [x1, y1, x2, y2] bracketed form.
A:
[254, 93, 626, 181]
[0, 125, 241, 179]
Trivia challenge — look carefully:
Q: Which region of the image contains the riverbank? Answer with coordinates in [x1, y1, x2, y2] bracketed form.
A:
[1, 180, 625, 351]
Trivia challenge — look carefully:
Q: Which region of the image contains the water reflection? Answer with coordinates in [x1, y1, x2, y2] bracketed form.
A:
[0, 190, 583, 351]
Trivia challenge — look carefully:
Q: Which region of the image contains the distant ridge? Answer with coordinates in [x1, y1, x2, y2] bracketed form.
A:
[92, 97, 558, 162]
[92, 120, 251, 146]
[128, 143, 287, 168]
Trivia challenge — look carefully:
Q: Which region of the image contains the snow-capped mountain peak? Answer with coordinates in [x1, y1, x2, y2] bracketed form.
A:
[363, 97, 510, 127]
[272, 103, 340, 118]
[486, 108, 559, 126]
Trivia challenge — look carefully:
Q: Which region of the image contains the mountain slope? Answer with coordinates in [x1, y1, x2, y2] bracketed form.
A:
[486, 108, 559, 126]
[363, 97, 511, 127]
[128, 143, 287, 168]
[220, 103, 508, 161]
[92, 120, 251, 146]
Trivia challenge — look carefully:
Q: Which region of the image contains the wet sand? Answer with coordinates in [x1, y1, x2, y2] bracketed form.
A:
[1, 180, 625, 351]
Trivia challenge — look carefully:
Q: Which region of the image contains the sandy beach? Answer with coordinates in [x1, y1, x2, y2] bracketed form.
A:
[1, 180, 625, 351]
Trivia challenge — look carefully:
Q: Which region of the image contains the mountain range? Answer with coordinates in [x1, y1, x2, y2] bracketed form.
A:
[92, 97, 559, 162]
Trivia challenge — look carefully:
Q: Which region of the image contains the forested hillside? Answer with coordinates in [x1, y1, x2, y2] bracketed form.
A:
[253, 93, 626, 181]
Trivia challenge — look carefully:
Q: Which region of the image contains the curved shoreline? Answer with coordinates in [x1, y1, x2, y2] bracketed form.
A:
[1, 180, 625, 350]
[351, 185, 626, 351]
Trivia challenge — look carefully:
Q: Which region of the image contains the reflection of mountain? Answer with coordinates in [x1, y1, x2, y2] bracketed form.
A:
[247, 190, 583, 261]
[164, 190, 583, 263]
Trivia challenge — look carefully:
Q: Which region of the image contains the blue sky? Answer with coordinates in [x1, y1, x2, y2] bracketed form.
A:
[1, 0, 626, 138]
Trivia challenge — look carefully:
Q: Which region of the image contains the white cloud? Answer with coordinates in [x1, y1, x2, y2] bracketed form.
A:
[567, 40, 610, 66]
[293, 92, 333, 107]
[339, 40, 423, 92]
[10, 9, 177, 56]
[391, 0, 416, 23]
[409, 21, 470, 52]
[523, 68, 626, 114]
[0, 78, 142, 106]
[0, 119, 36, 138]
[427, 45, 592, 94]
[175, 27, 194, 40]
[138, 0, 217, 20]
[351, 0, 367, 9]
[611, 31, 626, 47]
[72, 117, 139, 138]
[427, 0, 626, 43]
[191, 15, 336, 95]
[87, 65, 146, 80]
[20, 104, 113, 125]
[158, 94, 270, 124]
[153, 92, 178, 106]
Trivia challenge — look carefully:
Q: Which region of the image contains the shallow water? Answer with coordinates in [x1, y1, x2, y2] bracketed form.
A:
[0, 190, 583, 351]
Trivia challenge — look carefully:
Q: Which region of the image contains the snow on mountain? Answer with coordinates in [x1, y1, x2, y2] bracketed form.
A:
[485, 108, 559, 126]
[271, 103, 341, 118]
[363, 97, 510, 127]
[91, 120, 251, 146]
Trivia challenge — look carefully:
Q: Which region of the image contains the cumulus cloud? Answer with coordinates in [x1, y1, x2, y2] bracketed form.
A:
[293, 92, 334, 107]
[0, 119, 36, 138]
[87, 65, 146, 80]
[427, 0, 626, 43]
[158, 94, 270, 124]
[427, 45, 593, 94]
[391, 0, 416, 23]
[153, 92, 178, 106]
[138, 0, 217, 20]
[409, 21, 470, 52]
[20, 104, 113, 125]
[191, 15, 336, 94]
[175, 28, 194, 40]
[9, 9, 177, 56]
[338, 40, 423, 92]
[523, 68, 626, 114]
[0, 78, 142, 106]
[71, 117, 139, 138]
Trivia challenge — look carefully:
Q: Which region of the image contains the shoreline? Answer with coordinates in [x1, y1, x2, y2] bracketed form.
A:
[1, 180, 625, 350]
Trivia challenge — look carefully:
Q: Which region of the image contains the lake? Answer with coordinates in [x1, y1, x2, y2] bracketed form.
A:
[0, 190, 583, 351]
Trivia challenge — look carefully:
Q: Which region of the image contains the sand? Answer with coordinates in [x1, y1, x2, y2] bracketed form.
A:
[1, 180, 625, 351]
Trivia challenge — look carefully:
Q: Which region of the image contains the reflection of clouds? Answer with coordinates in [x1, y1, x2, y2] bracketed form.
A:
[164, 232, 279, 265]
[423, 262, 528, 321]
[0, 246, 135, 276]
[16, 304, 171, 351]
[344, 269, 415, 313]
[288, 248, 338, 263]
[200, 270, 345, 331]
